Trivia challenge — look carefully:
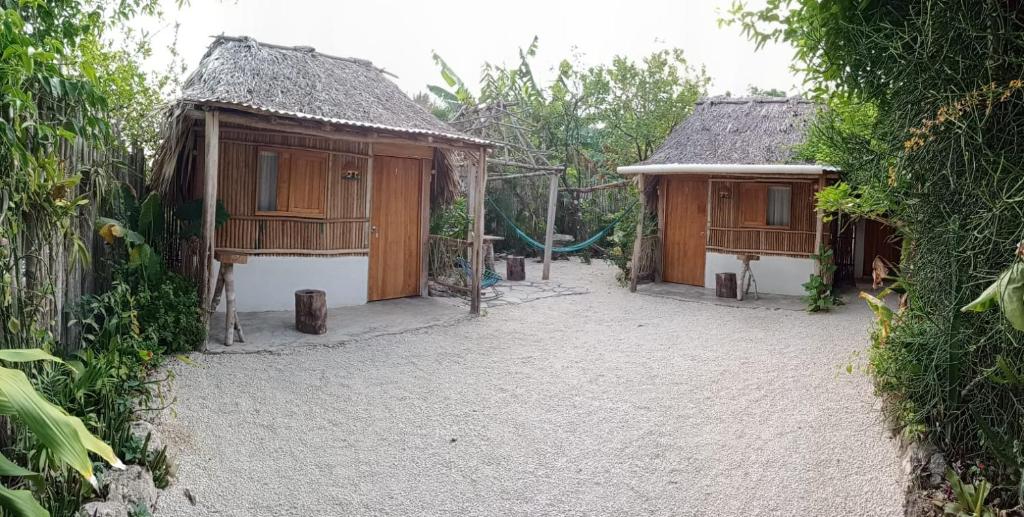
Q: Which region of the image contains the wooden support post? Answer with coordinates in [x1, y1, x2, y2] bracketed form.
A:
[469, 147, 487, 314]
[212, 252, 246, 345]
[201, 110, 219, 333]
[655, 177, 665, 283]
[629, 174, 647, 293]
[813, 176, 825, 274]
[420, 158, 431, 297]
[224, 263, 237, 346]
[542, 172, 559, 280]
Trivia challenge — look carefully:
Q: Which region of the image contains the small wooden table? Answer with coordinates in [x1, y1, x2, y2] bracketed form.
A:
[212, 251, 247, 346]
[483, 235, 504, 271]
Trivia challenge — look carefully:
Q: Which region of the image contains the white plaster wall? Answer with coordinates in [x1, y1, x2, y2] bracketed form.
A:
[703, 252, 815, 296]
[214, 256, 369, 312]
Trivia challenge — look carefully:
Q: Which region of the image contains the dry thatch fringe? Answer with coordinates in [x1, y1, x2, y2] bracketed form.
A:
[645, 96, 819, 165]
[432, 148, 464, 207]
[149, 102, 192, 194]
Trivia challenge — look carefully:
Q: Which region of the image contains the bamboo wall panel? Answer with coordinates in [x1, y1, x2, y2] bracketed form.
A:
[328, 155, 369, 219]
[707, 179, 818, 257]
[215, 219, 367, 252]
[220, 126, 369, 156]
[197, 127, 372, 254]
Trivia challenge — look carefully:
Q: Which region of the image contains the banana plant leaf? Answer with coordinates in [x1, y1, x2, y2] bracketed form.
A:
[0, 354, 123, 488]
[0, 485, 48, 517]
[962, 261, 1024, 331]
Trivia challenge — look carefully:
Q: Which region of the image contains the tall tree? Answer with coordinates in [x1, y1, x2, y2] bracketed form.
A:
[581, 49, 709, 167]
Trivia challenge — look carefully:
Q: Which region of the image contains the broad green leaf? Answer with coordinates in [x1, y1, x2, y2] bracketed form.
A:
[0, 451, 38, 479]
[962, 275, 1004, 313]
[962, 262, 1024, 331]
[427, 84, 459, 104]
[0, 485, 48, 517]
[0, 366, 122, 487]
[999, 262, 1024, 330]
[137, 192, 164, 244]
[0, 349, 63, 364]
[860, 291, 894, 343]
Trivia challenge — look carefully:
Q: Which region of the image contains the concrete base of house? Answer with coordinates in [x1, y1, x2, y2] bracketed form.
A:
[702, 251, 815, 297]
[206, 296, 467, 354]
[213, 255, 370, 313]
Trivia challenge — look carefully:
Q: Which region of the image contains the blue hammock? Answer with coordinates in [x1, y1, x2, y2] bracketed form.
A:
[487, 198, 637, 253]
[456, 258, 502, 289]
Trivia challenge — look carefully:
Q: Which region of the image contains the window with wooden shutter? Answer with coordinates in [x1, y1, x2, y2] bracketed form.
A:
[255, 148, 327, 217]
[738, 182, 792, 228]
[738, 182, 767, 226]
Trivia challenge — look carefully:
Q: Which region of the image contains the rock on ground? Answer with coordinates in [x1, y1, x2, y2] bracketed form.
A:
[102, 465, 158, 509]
[78, 501, 129, 517]
[155, 259, 904, 516]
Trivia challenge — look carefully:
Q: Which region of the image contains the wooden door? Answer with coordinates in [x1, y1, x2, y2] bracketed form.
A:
[369, 156, 423, 301]
[862, 219, 901, 276]
[662, 177, 708, 286]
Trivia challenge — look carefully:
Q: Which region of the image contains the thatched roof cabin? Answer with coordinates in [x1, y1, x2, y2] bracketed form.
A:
[152, 36, 491, 322]
[618, 96, 837, 297]
[153, 36, 485, 202]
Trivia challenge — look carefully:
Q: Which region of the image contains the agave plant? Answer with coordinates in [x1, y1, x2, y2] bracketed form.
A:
[0, 348, 123, 516]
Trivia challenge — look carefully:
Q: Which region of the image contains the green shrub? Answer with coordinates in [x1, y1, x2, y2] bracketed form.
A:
[429, 196, 469, 240]
[802, 246, 842, 312]
[136, 273, 206, 354]
[605, 204, 655, 285]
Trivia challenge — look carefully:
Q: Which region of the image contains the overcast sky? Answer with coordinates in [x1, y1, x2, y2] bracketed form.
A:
[141, 0, 800, 99]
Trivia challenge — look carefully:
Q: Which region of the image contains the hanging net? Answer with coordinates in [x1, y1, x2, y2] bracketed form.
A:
[487, 198, 637, 254]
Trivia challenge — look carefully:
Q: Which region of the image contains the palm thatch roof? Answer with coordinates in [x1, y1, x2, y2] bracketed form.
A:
[641, 96, 820, 166]
[180, 35, 485, 145]
[151, 36, 481, 204]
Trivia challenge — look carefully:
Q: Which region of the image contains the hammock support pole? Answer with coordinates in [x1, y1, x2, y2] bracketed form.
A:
[470, 146, 488, 315]
[542, 172, 559, 280]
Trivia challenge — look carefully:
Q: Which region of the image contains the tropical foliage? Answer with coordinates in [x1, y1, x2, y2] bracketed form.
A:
[801, 246, 841, 312]
[427, 39, 708, 266]
[0, 0, 197, 513]
[730, 0, 1024, 509]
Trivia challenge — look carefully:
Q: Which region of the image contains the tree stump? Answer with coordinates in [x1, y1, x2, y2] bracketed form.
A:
[715, 272, 737, 299]
[506, 256, 526, 281]
[295, 289, 327, 335]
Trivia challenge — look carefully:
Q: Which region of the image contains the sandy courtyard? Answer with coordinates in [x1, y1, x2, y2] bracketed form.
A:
[154, 259, 903, 516]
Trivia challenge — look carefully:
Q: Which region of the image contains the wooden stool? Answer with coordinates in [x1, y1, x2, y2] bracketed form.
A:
[715, 272, 737, 298]
[295, 289, 327, 335]
[506, 256, 526, 281]
[736, 254, 760, 301]
[212, 252, 247, 346]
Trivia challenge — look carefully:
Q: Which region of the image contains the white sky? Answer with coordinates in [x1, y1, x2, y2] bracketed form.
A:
[140, 0, 801, 99]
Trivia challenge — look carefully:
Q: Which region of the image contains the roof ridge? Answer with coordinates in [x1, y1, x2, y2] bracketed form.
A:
[696, 96, 813, 105]
[212, 35, 379, 71]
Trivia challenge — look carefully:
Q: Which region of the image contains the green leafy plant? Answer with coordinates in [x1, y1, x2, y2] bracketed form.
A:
[802, 246, 842, 312]
[944, 469, 996, 517]
[97, 191, 168, 286]
[962, 256, 1024, 331]
[429, 197, 469, 240]
[135, 274, 206, 354]
[605, 204, 655, 285]
[173, 198, 230, 239]
[0, 349, 123, 516]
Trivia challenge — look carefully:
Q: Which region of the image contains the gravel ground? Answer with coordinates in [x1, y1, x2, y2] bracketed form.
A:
[154, 259, 903, 516]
